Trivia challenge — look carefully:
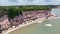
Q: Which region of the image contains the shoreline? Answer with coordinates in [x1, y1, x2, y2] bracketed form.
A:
[3, 14, 60, 34]
[4, 18, 46, 34]
[48, 17, 60, 19]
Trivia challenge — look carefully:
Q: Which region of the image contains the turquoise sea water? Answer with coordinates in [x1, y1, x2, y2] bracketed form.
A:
[8, 18, 60, 34]
[51, 8, 60, 17]
[24, 18, 60, 34]
[8, 8, 60, 34]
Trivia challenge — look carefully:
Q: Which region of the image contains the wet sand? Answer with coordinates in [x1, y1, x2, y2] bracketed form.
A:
[4, 18, 46, 34]
[8, 18, 60, 34]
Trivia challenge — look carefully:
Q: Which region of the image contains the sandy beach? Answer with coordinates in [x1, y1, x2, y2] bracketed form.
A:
[3, 18, 46, 34]
[3, 14, 59, 34]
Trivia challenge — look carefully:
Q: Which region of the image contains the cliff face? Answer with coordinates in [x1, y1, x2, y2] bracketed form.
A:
[10, 10, 51, 26]
[0, 10, 51, 30]
[0, 15, 10, 30]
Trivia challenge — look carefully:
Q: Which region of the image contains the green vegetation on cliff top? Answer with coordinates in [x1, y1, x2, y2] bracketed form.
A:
[0, 6, 52, 19]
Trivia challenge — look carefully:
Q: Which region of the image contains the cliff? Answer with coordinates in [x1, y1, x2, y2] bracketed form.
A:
[0, 10, 51, 33]
[10, 10, 51, 26]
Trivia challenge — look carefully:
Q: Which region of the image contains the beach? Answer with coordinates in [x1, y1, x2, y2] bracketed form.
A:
[3, 17, 46, 34]
[7, 16, 60, 34]
[2, 13, 58, 34]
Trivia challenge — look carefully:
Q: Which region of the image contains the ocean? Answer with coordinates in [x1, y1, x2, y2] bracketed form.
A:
[8, 8, 60, 34]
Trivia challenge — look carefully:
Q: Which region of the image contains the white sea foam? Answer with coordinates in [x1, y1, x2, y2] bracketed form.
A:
[48, 17, 60, 19]
[45, 24, 52, 27]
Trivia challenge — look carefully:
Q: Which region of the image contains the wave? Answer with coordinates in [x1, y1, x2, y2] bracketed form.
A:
[48, 17, 60, 19]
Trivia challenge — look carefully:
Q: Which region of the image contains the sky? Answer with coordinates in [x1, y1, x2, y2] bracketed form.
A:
[0, 0, 60, 6]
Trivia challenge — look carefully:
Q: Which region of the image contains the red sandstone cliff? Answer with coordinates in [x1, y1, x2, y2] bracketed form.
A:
[0, 10, 51, 31]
